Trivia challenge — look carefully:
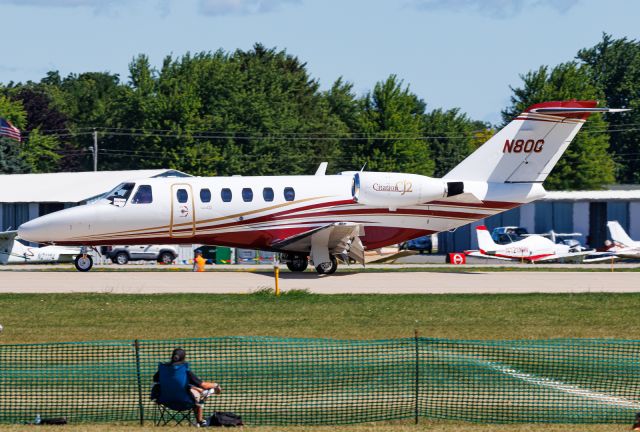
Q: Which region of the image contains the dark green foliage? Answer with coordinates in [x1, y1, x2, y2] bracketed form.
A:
[503, 63, 615, 190]
[349, 75, 435, 176]
[0, 137, 29, 173]
[423, 108, 485, 177]
[578, 34, 640, 183]
[2, 38, 637, 189]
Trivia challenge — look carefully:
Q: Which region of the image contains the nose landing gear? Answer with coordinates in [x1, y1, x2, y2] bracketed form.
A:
[74, 254, 93, 272]
[74, 246, 94, 272]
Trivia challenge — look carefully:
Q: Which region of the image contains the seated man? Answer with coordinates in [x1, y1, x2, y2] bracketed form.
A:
[153, 348, 222, 427]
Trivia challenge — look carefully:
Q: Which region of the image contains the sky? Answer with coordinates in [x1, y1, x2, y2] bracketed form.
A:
[1, 0, 639, 124]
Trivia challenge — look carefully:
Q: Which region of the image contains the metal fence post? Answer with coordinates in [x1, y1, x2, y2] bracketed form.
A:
[134, 339, 144, 426]
[414, 329, 419, 424]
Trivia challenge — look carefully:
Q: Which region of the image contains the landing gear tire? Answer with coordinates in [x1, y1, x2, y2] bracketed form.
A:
[115, 252, 129, 265]
[315, 255, 338, 275]
[74, 255, 93, 272]
[286, 255, 308, 272]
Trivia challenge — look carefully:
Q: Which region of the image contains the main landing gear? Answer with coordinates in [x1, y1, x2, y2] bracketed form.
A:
[315, 255, 338, 275]
[285, 254, 309, 272]
[281, 253, 338, 275]
[74, 246, 94, 272]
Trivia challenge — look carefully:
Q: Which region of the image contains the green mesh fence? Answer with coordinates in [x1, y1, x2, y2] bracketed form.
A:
[1, 337, 639, 425]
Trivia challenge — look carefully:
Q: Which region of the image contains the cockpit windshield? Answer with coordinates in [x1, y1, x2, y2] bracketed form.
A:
[492, 227, 529, 245]
[103, 182, 135, 207]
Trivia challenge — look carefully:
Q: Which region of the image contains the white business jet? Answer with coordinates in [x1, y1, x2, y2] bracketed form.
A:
[466, 225, 613, 263]
[18, 101, 627, 273]
[0, 230, 80, 265]
[607, 221, 640, 259]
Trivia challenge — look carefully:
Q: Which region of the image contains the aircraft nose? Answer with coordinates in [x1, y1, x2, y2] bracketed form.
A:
[18, 206, 94, 243]
[18, 218, 49, 243]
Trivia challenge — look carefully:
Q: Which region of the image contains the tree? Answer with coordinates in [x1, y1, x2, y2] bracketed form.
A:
[0, 95, 29, 173]
[503, 63, 615, 190]
[21, 128, 62, 173]
[423, 108, 483, 177]
[577, 34, 640, 183]
[350, 75, 434, 176]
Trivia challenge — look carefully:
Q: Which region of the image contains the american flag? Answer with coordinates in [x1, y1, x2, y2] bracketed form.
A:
[0, 118, 21, 142]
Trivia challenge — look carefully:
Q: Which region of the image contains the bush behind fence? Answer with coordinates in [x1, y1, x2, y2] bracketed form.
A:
[1, 336, 639, 425]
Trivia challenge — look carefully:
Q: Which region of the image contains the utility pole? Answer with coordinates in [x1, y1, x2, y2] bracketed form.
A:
[92, 129, 98, 171]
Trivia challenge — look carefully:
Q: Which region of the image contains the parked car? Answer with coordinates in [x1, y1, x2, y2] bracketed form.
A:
[105, 245, 178, 265]
[400, 235, 433, 254]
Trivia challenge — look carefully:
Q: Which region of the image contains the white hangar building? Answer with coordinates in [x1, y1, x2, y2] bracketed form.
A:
[0, 169, 189, 232]
[437, 189, 640, 253]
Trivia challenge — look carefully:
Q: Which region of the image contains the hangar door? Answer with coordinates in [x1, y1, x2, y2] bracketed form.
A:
[589, 202, 607, 249]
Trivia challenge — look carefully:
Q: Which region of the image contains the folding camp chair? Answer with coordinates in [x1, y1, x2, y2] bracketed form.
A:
[152, 362, 197, 426]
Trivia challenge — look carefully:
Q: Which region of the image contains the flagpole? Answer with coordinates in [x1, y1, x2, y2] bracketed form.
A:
[93, 128, 98, 171]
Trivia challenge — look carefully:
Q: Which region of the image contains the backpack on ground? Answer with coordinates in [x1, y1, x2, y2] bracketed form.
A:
[207, 412, 243, 427]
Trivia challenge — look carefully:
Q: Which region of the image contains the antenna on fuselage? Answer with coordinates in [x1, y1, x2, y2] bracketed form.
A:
[360, 163, 367, 172]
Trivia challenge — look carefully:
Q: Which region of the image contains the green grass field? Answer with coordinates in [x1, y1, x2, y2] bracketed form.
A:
[1, 292, 638, 432]
[1, 291, 639, 343]
[0, 420, 625, 432]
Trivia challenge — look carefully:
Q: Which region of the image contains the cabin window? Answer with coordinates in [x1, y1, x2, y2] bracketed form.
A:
[284, 187, 295, 202]
[263, 187, 274, 202]
[132, 185, 153, 204]
[242, 188, 254, 202]
[221, 188, 232, 202]
[200, 188, 211, 203]
[176, 189, 188, 203]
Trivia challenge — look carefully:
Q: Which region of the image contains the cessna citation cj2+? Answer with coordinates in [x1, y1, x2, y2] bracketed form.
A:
[18, 101, 627, 273]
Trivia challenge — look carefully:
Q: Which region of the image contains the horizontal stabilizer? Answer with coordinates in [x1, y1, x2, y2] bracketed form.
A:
[530, 107, 630, 114]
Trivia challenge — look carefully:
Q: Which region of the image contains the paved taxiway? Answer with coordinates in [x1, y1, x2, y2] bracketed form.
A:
[0, 267, 638, 294]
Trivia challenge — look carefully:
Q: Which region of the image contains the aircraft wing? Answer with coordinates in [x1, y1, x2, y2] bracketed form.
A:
[366, 250, 416, 264]
[271, 222, 365, 264]
[464, 250, 514, 261]
[532, 251, 591, 263]
[0, 230, 18, 242]
[582, 251, 619, 263]
[0, 230, 19, 265]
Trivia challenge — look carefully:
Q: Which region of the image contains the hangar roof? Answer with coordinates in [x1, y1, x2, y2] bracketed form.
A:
[543, 190, 640, 201]
[0, 169, 189, 203]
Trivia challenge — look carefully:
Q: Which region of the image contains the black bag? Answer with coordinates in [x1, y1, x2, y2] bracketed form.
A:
[208, 412, 243, 427]
[41, 417, 67, 425]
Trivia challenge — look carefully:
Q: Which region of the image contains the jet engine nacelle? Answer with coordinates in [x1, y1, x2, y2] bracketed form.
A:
[352, 172, 463, 207]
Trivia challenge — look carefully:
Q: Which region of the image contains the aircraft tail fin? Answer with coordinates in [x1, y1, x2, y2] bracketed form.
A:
[0, 230, 18, 265]
[444, 101, 629, 183]
[476, 225, 498, 253]
[607, 221, 636, 247]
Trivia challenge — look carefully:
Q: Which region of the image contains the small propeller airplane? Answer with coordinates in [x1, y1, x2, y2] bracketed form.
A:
[606, 221, 640, 259]
[466, 225, 615, 263]
[17, 100, 628, 273]
[0, 230, 81, 265]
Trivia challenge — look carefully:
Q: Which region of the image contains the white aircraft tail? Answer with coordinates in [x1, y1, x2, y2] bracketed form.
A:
[0, 230, 18, 265]
[607, 221, 636, 247]
[476, 225, 498, 253]
[444, 101, 628, 183]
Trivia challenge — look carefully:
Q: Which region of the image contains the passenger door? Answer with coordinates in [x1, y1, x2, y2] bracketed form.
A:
[170, 184, 195, 238]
